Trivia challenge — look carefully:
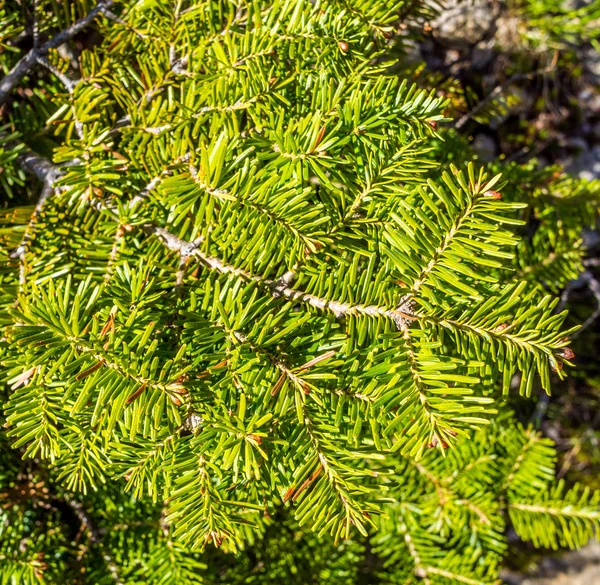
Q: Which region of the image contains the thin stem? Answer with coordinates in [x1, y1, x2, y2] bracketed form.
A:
[144, 225, 416, 329]
[36, 57, 84, 139]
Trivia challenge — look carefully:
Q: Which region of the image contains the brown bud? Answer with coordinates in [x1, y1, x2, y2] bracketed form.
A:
[428, 120, 438, 130]
[168, 394, 182, 406]
[116, 226, 126, 238]
[428, 436, 439, 448]
[338, 41, 349, 52]
[299, 380, 311, 394]
[560, 347, 575, 360]
[484, 190, 502, 200]
[550, 360, 563, 373]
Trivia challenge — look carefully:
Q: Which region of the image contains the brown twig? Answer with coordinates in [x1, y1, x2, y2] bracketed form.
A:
[144, 224, 416, 329]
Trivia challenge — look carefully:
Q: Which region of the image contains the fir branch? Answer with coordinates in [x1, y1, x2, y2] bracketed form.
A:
[508, 501, 600, 519]
[130, 153, 191, 208]
[404, 191, 479, 302]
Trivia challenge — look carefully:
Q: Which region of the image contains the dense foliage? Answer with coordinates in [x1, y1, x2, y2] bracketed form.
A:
[1, 0, 599, 583]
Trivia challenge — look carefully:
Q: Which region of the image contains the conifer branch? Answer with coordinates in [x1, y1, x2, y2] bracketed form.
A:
[299, 411, 361, 536]
[418, 312, 561, 363]
[404, 194, 478, 301]
[502, 429, 539, 491]
[399, 325, 444, 441]
[130, 153, 191, 208]
[508, 501, 600, 519]
[0, 0, 593, 574]
[13, 306, 186, 404]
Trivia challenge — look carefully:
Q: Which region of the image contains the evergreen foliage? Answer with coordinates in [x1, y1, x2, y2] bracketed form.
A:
[0, 0, 599, 583]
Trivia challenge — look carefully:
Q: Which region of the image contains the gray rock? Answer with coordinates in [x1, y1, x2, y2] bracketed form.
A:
[471, 47, 495, 70]
[502, 542, 600, 585]
[583, 47, 600, 80]
[566, 145, 600, 181]
[472, 134, 497, 161]
[429, 0, 499, 48]
[494, 14, 522, 51]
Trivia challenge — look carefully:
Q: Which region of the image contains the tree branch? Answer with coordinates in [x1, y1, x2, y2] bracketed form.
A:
[0, 0, 113, 106]
[144, 225, 417, 329]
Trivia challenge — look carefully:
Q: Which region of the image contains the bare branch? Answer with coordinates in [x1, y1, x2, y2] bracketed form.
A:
[0, 0, 113, 106]
[17, 146, 61, 184]
[7, 144, 62, 284]
[36, 56, 77, 93]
